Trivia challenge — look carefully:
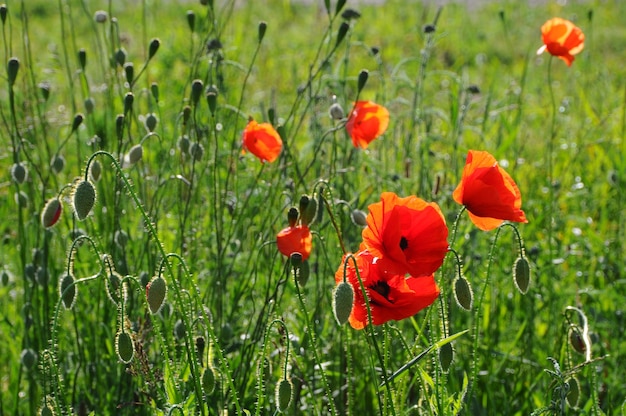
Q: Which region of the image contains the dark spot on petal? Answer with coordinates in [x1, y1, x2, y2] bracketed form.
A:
[370, 280, 391, 302]
[399, 236, 408, 251]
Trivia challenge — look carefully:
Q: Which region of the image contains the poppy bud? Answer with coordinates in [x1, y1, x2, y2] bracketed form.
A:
[78, 48, 87, 70]
[202, 367, 216, 395]
[7, 57, 19, 86]
[90, 160, 102, 182]
[190, 142, 204, 161]
[114, 229, 128, 248]
[139, 271, 150, 287]
[191, 79, 203, 106]
[258, 21, 267, 43]
[178, 135, 190, 154]
[39, 82, 51, 101]
[294, 257, 310, 287]
[39, 404, 53, 416]
[20, 348, 37, 370]
[453, 275, 473, 311]
[71, 113, 84, 133]
[182, 105, 192, 125]
[0, 4, 7, 24]
[275, 378, 293, 413]
[84, 97, 95, 114]
[145, 113, 158, 132]
[123, 62, 134, 84]
[206, 85, 218, 115]
[94, 10, 108, 23]
[146, 275, 167, 314]
[123, 92, 134, 114]
[513, 255, 530, 294]
[11, 162, 28, 184]
[151, 82, 159, 102]
[332, 281, 354, 325]
[1, 269, 11, 286]
[41, 198, 63, 228]
[148, 38, 160, 60]
[335, 22, 349, 48]
[438, 343, 454, 373]
[568, 326, 587, 355]
[105, 271, 124, 305]
[196, 335, 206, 358]
[287, 207, 299, 227]
[350, 209, 367, 227]
[423, 24, 436, 34]
[187, 10, 196, 32]
[174, 319, 186, 340]
[72, 180, 96, 221]
[116, 114, 125, 140]
[115, 331, 134, 364]
[566, 377, 580, 409]
[59, 273, 76, 309]
[329, 102, 344, 120]
[51, 154, 65, 174]
[115, 48, 126, 66]
[357, 69, 369, 93]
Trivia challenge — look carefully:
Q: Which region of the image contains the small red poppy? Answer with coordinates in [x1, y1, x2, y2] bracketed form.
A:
[335, 250, 440, 330]
[361, 192, 449, 277]
[345, 101, 390, 149]
[242, 119, 283, 163]
[453, 150, 528, 231]
[276, 225, 312, 260]
[537, 17, 585, 66]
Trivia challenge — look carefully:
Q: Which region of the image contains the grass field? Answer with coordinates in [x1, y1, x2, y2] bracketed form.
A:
[1, 0, 625, 414]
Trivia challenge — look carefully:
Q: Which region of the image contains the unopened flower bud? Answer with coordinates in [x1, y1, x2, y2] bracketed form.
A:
[206, 85, 218, 115]
[72, 180, 96, 221]
[0, 4, 7, 24]
[50, 154, 65, 174]
[275, 378, 293, 413]
[20, 348, 37, 370]
[187, 10, 196, 32]
[329, 102, 344, 120]
[123, 92, 134, 114]
[78, 48, 87, 70]
[145, 113, 158, 132]
[39, 82, 51, 101]
[84, 97, 95, 114]
[41, 198, 63, 228]
[335, 22, 349, 48]
[59, 273, 76, 309]
[202, 367, 216, 395]
[357, 69, 369, 92]
[258, 21, 267, 43]
[11, 163, 27, 184]
[513, 255, 530, 294]
[115, 48, 126, 66]
[566, 377, 580, 409]
[332, 281, 354, 325]
[94, 10, 108, 23]
[453, 275, 473, 311]
[177, 135, 190, 153]
[7, 57, 19, 86]
[148, 38, 160, 60]
[123, 62, 134, 84]
[191, 79, 203, 106]
[71, 113, 84, 133]
[90, 160, 102, 182]
[350, 209, 367, 227]
[151, 82, 159, 102]
[174, 319, 186, 340]
[115, 331, 134, 363]
[190, 142, 204, 161]
[146, 275, 167, 314]
[438, 343, 453, 373]
[114, 229, 129, 248]
[116, 114, 125, 140]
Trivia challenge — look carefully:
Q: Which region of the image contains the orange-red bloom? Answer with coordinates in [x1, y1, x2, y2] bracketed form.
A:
[361, 192, 449, 277]
[242, 119, 283, 163]
[453, 150, 528, 231]
[346, 101, 389, 149]
[335, 250, 440, 330]
[537, 17, 584, 66]
[276, 225, 312, 260]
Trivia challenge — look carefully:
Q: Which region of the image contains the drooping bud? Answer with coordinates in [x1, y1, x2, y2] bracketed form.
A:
[148, 38, 160, 60]
[71, 113, 84, 133]
[202, 367, 216, 395]
[124, 144, 143, 165]
[40, 403, 54, 416]
[41, 198, 63, 228]
[513, 255, 531, 294]
[568, 326, 587, 355]
[89, 160, 102, 182]
[438, 343, 454, 373]
[453, 275, 473, 311]
[146, 275, 167, 314]
[11, 162, 28, 184]
[350, 209, 367, 227]
[7, 57, 19, 86]
[332, 281, 354, 325]
[275, 378, 293, 413]
[566, 377, 580, 409]
[72, 180, 96, 221]
[287, 207, 299, 228]
[59, 273, 76, 309]
[329, 102, 344, 120]
[115, 331, 134, 364]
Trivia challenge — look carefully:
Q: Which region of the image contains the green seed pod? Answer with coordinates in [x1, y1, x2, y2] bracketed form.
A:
[145, 113, 158, 132]
[72, 180, 96, 221]
[125, 144, 143, 165]
[566, 376, 580, 409]
[275, 378, 293, 413]
[123, 92, 134, 114]
[50, 154, 65, 174]
[186, 10, 196, 32]
[150, 82, 159, 102]
[7, 57, 19, 86]
[513, 256, 531, 294]
[116, 331, 134, 364]
[89, 160, 102, 182]
[350, 209, 367, 227]
[148, 38, 160, 60]
[357, 69, 369, 93]
[332, 281, 354, 325]
[20, 348, 38, 370]
[11, 162, 27, 184]
[41, 198, 63, 228]
[202, 367, 216, 395]
[123, 62, 134, 84]
[173, 319, 186, 340]
[329, 102, 344, 120]
[146, 275, 167, 314]
[115, 48, 127, 66]
[438, 342, 454, 373]
[453, 275, 473, 311]
[191, 79, 203, 106]
[59, 273, 76, 309]
[258, 21, 267, 43]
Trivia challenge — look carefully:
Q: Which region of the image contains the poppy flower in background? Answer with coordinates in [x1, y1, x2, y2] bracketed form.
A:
[537, 17, 585, 66]
[361, 192, 449, 277]
[453, 150, 528, 231]
[345, 100, 390, 149]
[335, 250, 440, 330]
[242, 119, 283, 163]
[276, 225, 313, 260]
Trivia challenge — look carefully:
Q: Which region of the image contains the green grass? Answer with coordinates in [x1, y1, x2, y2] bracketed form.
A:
[1, 0, 625, 415]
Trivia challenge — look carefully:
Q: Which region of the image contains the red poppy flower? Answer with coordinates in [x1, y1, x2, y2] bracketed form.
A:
[335, 250, 440, 330]
[276, 225, 312, 260]
[345, 101, 390, 149]
[361, 192, 449, 277]
[453, 150, 528, 231]
[242, 119, 283, 163]
[537, 18, 584, 66]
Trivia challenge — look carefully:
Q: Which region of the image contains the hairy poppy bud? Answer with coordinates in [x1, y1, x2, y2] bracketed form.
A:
[72, 180, 96, 221]
[206, 85, 218, 115]
[329, 102, 344, 120]
[123, 62, 134, 84]
[71, 113, 84, 133]
[116, 114, 125, 140]
[125, 144, 143, 165]
[146, 275, 167, 314]
[186, 10, 196, 32]
[0, 5, 7, 25]
[202, 367, 216, 395]
[275, 378, 293, 413]
[513, 256, 531, 294]
[148, 38, 160, 60]
[332, 281, 354, 325]
[59, 273, 76, 309]
[454, 275, 473, 311]
[566, 377, 580, 409]
[11, 162, 27, 184]
[51, 154, 65, 174]
[116, 331, 134, 364]
[41, 198, 63, 228]
[105, 271, 124, 305]
[90, 160, 102, 182]
[350, 209, 367, 227]
[39, 404, 54, 416]
[569, 326, 587, 355]
[190, 142, 204, 161]
[438, 343, 454, 373]
[20, 348, 37, 370]
[7, 57, 19, 86]
[115, 48, 126, 66]
[114, 229, 128, 248]
[294, 257, 309, 287]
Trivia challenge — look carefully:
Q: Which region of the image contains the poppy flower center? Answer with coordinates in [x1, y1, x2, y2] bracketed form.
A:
[399, 236, 408, 251]
[370, 280, 392, 302]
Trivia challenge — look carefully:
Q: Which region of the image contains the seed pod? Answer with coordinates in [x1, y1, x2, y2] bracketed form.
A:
[202, 367, 216, 395]
[89, 160, 102, 182]
[513, 256, 531, 294]
[59, 273, 77, 309]
[275, 378, 293, 413]
[116, 331, 134, 364]
[72, 180, 96, 221]
[123, 62, 134, 84]
[453, 275, 473, 311]
[7, 57, 20, 86]
[566, 376, 580, 409]
[146, 275, 167, 314]
[41, 198, 63, 228]
[186, 10, 196, 32]
[332, 281, 354, 325]
[148, 38, 160, 60]
[350, 209, 367, 227]
[20, 348, 38, 370]
[11, 162, 27, 184]
[258, 21, 267, 43]
[438, 342, 454, 373]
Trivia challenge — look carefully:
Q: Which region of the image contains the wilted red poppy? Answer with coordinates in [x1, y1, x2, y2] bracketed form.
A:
[345, 100, 389, 149]
[335, 250, 440, 330]
[242, 119, 283, 163]
[537, 17, 584, 66]
[453, 150, 528, 231]
[276, 225, 312, 260]
[361, 192, 449, 277]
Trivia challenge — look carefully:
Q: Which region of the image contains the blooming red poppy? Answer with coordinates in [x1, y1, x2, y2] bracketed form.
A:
[335, 250, 440, 330]
[361, 192, 449, 277]
[276, 225, 312, 260]
[242, 119, 283, 163]
[345, 100, 389, 149]
[453, 150, 528, 231]
[537, 17, 584, 66]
